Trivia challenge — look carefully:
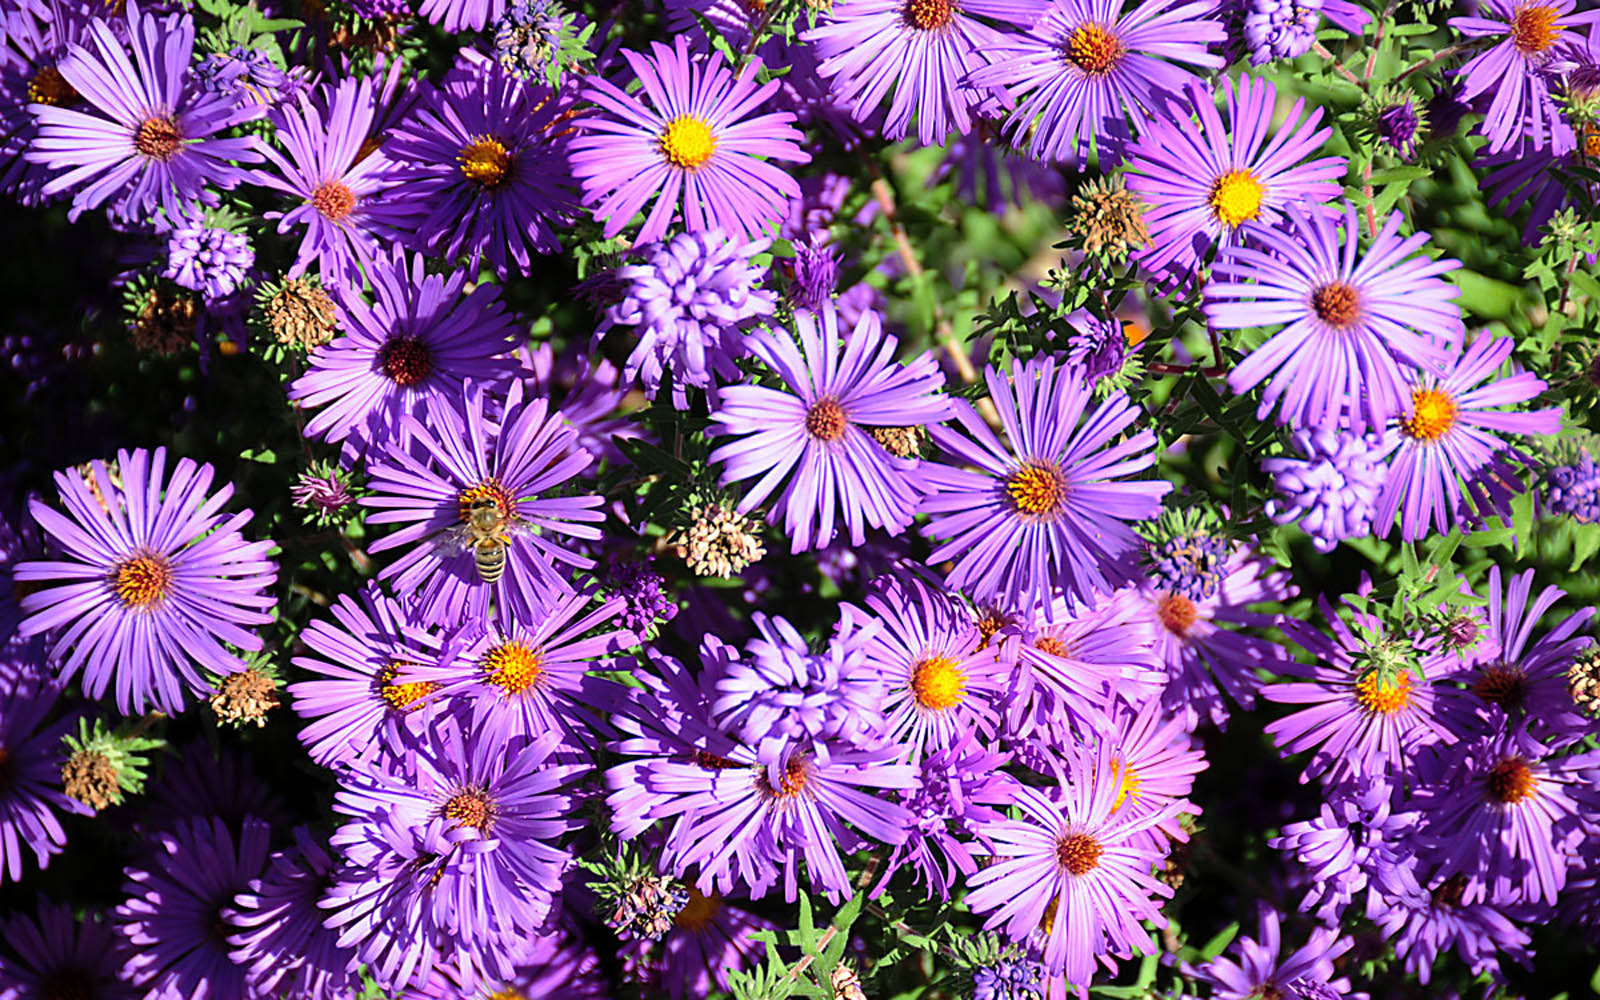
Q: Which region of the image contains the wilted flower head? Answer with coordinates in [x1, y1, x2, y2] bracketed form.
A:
[672, 499, 768, 578]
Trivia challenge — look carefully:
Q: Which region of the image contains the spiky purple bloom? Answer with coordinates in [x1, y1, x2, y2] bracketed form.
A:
[27, 1, 262, 222]
[1188, 906, 1358, 999]
[250, 73, 413, 292]
[968, 0, 1224, 164]
[1242, 0, 1369, 64]
[291, 469, 355, 517]
[965, 745, 1177, 987]
[0, 0, 92, 205]
[597, 229, 777, 407]
[324, 722, 585, 993]
[1373, 334, 1562, 541]
[1206, 205, 1461, 434]
[1370, 873, 1532, 985]
[1413, 719, 1600, 907]
[1375, 95, 1423, 158]
[1270, 784, 1425, 925]
[572, 38, 809, 242]
[1062, 311, 1129, 385]
[971, 952, 1047, 1000]
[602, 555, 679, 640]
[0, 668, 84, 883]
[16, 448, 277, 715]
[804, 0, 1021, 147]
[1544, 449, 1600, 522]
[116, 816, 271, 1000]
[228, 826, 356, 1000]
[789, 232, 839, 313]
[1123, 74, 1346, 287]
[388, 59, 576, 276]
[287, 249, 519, 457]
[0, 899, 135, 1000]
[919, 355, 1171, 616]
[1263, 428, 1387, 553]
[877, 735, 1015, 901]
[710, 304, 951, 551]
[360, 384, 605, 625]
[162, 217, 253, 299]
[1450, 0, 1585, 154]
[286, 583, 458, 767]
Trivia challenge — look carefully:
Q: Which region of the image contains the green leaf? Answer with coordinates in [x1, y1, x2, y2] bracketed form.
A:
[1200, 921, 1240, 960]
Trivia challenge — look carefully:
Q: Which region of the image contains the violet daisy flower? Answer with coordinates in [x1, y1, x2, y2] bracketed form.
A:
[361, 384, 606, 625]
[1122, 73, 1346, 287]
[571, 37, 810, 243]
[0, 0, 92, 206]
[919, 355, 1171, 616]
[1269, 783, 1425, 926]
[597, 229, 778, 407]
[286, 582, 459, 767]
[1451, 565, 1596, 739]
[1206, 204, 1462, 435]
[710, 304, 951, 552]
[287, 248, 519, 457]
[803, 0, 1022, 147]
[1413, 717, 1600, 907]
[517, 342, 643, 472]
[27, 1, 262, 222]
[1370, 872, 1533, 985]
[1450, 0, 1587, 154]
[396, 589, 632, 757]
[1187, 904, 1358, 1000]
[228, 826, 356, 1000]
[1262, 427, 1387, 553]
[324, 722, 586, 992]
[162, 215, 254, 300]
[964, 745, 1177, 987]
[967, 0, 1225, 165]
[853, 575, 1008, 764]
[418, 0, 506, 32]
[1239, 0, 1370, 65]
[1372, 334, 1562, 542]
[1264, 592, 1469, 790]
[878, 734, 1015, 901]
[0, 900, 135, 1000]
[16, 448, 278, 715]
[250, 73, 413, 292]
[387, 60, 577, 276]
[0, 668, 85, 883]
[116, 816, 272, 1000]
[408, 919, 613, 999]
[1097, 694, 1206, 852]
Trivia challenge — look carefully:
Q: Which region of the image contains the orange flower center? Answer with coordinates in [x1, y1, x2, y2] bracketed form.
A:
[28, 65, 78, 107]
[1472, 663, 1527, 709]
[905, 0, 954, 30]
[458, 136, 512, 188]
[1311, 282, 1360, 328]
[113, 552, 174, 610]
[377, 663, 436, 712]
[1510, 3, 1560, 54]
[134, 116, 182, 161]
[312, 180, 357, 221]
[1156, 593, 1198, 636]
[457, 479, 517, 522]
[1401, 387, 1458, 443]
[1485, 756, 1537, 804]
[1006, 461, 1068, 518]
[805, 398, 848, 442]
[482, 640, 544, 695]
[1033, 635, 1071, 657]
[443, 789, 492, 829]
[1065, 23, 1123, 75]
[1056, 832, 1104, 875]
[1354, 670, 1414, 715]
[759, 755, 809, 799]
[675, 889, 723, 931]
[910, 655, 966, 710]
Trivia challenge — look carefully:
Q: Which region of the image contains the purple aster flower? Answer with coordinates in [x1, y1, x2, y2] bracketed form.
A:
[877, 734, 1015, 901]
[418, 0, 505, 32]
[360, 383, 606, 625]
[853, 575, 1008, 764]
[965, 745, 1177, 987]
[162, 215, 253, 300]
[663, 0, 765, 48]
[1264, 592, 1468, 790]
[1450, 0, 1586, 154]
[27, 1, 262, 222]
[1206, 204, 1461, 435]
[396, 589, 632, 756]
[1137, 540, 1297, 731]
[516, 341, 643, 472]
[625, 891, 776, 1000]
[1450, 565, 1596, 740]
[1187, 905, 1358, 1000]
[324, 721, 585, 993]
[1270, 783, 1425, 925]
[1242, 0, 1370, 65]
[1370, 872, 1533, 985]
[0, 899, 135, 1000]
[1374, 93, 1424, 159]
[1413, 718, 1600, 907]
[600, 555, 678, 640]
[929, 117, 1071, 216]
[1543, 449, 1600, 522]
[116, 816, 272, 1000]
[287, 582, 459, 767]
[137, 744, 288, 845]
[0, 0, 92, 206]
[970, 951, 1047, 1000]
[710, 304, 951, 551]
[967, 0, 1224, 165]
[596, 229, 777, 408]
[16, 448, 277, 715]
[803, 0, 1022, 147]
[407, 917, 613, 999]
[0, 668, 85, 883]
[250, 73, 413, 292]
[571, 37, 810, 243]
[1263, 428, 1387, 553]
[1373, 334, 1562, 542]
[388, 59, 576, 277]
[287, 248, 519, 457]
[1096, 694, 1206, 852]
[1123, 74, 1346, 287]
[228, 826, 356, 1000]
[919, 355, 1171, 616]
[789, 232, 839, 313]
[1062, 310, 1129, 386]
[1478, 141, 1597, 245]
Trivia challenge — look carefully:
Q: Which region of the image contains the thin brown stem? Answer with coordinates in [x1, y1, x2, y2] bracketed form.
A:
[1361, 160, 1378, 239]
[1397, 41, 1475, 80]
[1149, 361, 1229, 378]
[1313, 41, 1364, 88]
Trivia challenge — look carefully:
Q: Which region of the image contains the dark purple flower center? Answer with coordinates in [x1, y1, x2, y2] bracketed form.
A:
[1472, 663, 1527, 709]
[675, 888, 722, 931]
[312, 180, 357, 221]
[379, 336, 432, 387]
[1431, 873, 1468, 909]
[904, 0, 954, 30]
[134, 116, 182, 162]
[1055, 832, 1103, 875]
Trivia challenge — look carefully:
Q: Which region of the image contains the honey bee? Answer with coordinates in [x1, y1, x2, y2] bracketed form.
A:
[440, 496, 525, 583]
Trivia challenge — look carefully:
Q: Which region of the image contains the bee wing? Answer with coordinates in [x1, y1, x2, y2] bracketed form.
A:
[433, 523, 478, 555]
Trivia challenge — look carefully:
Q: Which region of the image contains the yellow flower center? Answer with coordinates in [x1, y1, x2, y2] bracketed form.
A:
[458, 136, 512, 188]
[659, 115, 717, 170]
[113, 552, 174, 610]
[377, 663, 436, 712]
[758, 755, 810, 799]
[910, 655, 966, 710]
[1006, 461, 1068, 518]
[1401, 387, 1458, 443]
[442, 789, 492, 830]
[1209, 169, 1264, 229]
[1485, 756, 1537, 803]
[483, 640, 545, 695]
[675, 889, 723, 931]
[1065, 23, 1123, 75]
[1510, 3, 1560, 55]
[1354, 670, 1414, 716]
[28, 65, 78, 107]
[1055, 832, 1104, 875]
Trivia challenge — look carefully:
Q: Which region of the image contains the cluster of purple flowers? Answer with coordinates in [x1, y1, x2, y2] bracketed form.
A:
[0, 0, 1598, 997]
